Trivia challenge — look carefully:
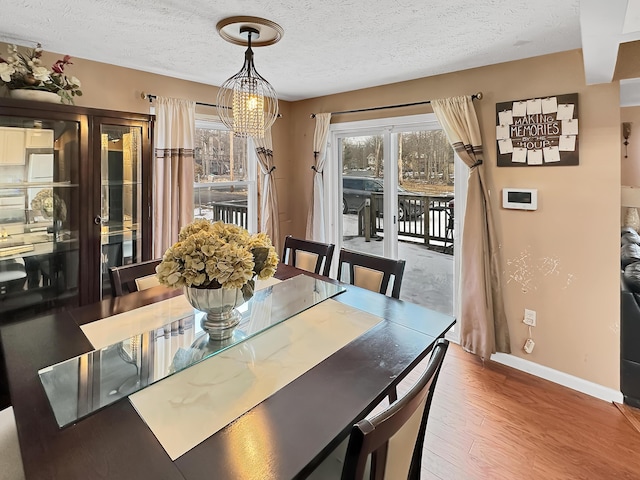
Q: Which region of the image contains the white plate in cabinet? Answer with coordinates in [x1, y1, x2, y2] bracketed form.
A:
[25, 129, 54, 149]
[0, 127, 26, 165]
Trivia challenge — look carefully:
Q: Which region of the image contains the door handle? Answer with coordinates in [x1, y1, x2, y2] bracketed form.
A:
[94, 216, 102, 225]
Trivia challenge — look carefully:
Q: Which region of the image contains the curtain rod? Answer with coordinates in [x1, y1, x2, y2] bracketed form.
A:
[141, 92, 283, 118]
[309, 92, 483, 118]
[141, 92, 220, 109]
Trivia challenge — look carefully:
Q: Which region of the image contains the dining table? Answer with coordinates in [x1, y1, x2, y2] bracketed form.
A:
[1, 263, 455, 480]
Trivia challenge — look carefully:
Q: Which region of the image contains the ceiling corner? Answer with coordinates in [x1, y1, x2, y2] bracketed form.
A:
[580, 0, 629, 84]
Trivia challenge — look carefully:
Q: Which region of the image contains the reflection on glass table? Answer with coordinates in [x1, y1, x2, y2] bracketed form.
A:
[38, 274, 345, 427]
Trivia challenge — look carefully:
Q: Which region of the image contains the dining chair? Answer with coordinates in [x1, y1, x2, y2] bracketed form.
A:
[282, 235, 335, 277]
[108, 259, 162, 297]
[308, 338, 449, 480]
[337, 248, 406, 299]
[0, 406, 25, 480]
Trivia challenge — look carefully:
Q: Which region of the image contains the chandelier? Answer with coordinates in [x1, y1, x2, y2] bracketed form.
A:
[216, 17, 283, 138]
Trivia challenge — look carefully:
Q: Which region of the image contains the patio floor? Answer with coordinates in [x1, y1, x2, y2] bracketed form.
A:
[342, 214, 454, 316]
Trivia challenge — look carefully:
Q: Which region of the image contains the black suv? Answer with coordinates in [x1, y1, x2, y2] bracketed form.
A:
[342, 176, 423, 220]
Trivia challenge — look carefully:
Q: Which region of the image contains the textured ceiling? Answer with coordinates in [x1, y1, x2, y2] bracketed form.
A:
[0, 0, 583, 101]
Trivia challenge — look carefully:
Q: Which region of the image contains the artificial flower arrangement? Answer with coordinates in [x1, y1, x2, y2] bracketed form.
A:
[31, 188, 67, 221]
[156, 219, 278, 298]
[0, 43, 82, 104]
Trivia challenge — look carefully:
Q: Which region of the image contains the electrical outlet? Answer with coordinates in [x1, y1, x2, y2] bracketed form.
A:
[523, 338, 535, 353]
[523, 308, 536, 327]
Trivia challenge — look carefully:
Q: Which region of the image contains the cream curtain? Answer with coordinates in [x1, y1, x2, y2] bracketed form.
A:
[153, 97, 196, 258]
[431, 95, 511, 360]
[305, 113, 332, 241]
[254, 128, 281, 254]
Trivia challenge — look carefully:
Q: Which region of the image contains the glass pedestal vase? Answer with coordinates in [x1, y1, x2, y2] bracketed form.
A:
[184, 285, 251, 340]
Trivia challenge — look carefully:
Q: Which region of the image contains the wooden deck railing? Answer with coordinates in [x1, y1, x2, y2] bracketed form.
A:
[213, 201, 248, 228]
[358, 193, 453, 254]
[195, 200, 249, 229]
[198, 193, 454, 255]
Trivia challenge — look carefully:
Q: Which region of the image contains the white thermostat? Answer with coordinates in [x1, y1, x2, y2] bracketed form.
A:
[502, 188, 537, 210]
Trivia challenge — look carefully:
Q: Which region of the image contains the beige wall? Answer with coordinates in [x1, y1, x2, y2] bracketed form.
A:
[3, 43, 622, 390]
[621, 107, 640, 185]
[0, 42, 295, 249]
[289, 50, 621, 390]
[614, 40, 640, 81]
[0, 42, 219, 114]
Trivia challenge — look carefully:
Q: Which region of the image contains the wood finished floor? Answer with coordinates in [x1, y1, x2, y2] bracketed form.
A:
[394, 344, 640, 480]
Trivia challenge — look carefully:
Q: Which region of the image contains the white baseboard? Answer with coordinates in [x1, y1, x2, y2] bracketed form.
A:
[490, 352, 623, 404]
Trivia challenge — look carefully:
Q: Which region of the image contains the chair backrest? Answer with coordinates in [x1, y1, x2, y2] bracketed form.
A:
[342, 338, 449, 480]
[108, 259, 162, 297]
[337, 249, 406, 299]
[0, 406, 25, 480]
[282, 235, 335, 277]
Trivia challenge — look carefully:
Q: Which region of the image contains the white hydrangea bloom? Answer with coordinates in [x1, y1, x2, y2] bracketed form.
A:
[156, 220, 277, 289]
[0, 63, 15, 83]
[31, 66, 51, 82]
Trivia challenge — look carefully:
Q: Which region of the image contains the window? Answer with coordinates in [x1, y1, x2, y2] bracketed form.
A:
[192, 116, 257, 232]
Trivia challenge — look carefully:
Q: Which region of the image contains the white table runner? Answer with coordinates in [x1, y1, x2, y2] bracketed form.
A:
[128, 298, 382, 460]
[81, 277, 281, 349]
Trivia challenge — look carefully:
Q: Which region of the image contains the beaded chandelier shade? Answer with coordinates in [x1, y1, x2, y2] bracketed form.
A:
[216, 18, 283, 138]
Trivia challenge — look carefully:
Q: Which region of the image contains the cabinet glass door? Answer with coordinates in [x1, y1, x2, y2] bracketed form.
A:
[0, 116, 82, 321]
[99, 123, 144, 298]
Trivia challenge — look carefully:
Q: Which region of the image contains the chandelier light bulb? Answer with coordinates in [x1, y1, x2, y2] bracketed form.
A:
[247, 94, 261, 111]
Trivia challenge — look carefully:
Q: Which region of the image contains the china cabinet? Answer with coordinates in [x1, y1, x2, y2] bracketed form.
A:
[0, 97, 153, 323]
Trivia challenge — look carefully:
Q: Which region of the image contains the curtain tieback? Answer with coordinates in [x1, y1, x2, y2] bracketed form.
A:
[471, 159, 483, 169]
[266, 166, 276, 174]
[311, 166, 323, 174]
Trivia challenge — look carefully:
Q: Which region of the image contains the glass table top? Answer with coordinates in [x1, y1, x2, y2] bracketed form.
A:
[38, 274, 345, 427]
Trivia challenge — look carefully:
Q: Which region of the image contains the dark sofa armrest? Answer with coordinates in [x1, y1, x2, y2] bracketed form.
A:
[621, 282, 640, 363]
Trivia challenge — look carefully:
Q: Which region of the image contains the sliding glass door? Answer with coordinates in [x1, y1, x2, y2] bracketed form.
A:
[329, 114, 457, 317]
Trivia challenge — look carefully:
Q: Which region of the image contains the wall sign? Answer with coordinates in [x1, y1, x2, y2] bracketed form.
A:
[496, 93, 579, 167]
